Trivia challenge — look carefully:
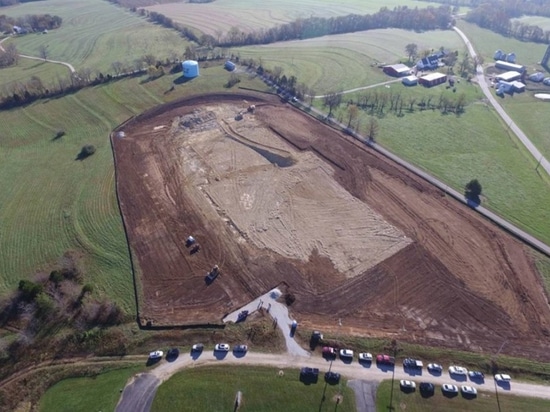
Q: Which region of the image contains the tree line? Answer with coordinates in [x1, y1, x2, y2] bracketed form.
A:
[0, 13, 62, 34]
[135, 5, 454, 48]
[465, 2, 550, 43]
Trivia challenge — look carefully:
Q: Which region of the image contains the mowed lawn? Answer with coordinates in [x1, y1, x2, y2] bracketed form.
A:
[512, 16, 550, 31]
[39, 365, 144, 412]
[235, 28, 464, 93]
[3, 0, 188, 74]
[146, 0, 439, 36]
[376, 380, 550, 412]
[0, 65, 264, 311]
[152, 366, 356, 412]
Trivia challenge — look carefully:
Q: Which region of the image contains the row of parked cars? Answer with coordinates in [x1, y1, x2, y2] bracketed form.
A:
[148, 343, 249, 361]
[400, 380, 478, 397]
[320, 343, 512, 386]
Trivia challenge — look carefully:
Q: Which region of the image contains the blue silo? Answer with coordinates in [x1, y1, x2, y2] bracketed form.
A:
[182, 60, 199, 78]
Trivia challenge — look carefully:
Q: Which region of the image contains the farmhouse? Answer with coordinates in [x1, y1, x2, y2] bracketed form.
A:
[495, 71, 522, 82]
[418, 72, 447, 87]
[495, 60, 525, 73]
[416, 54, 440, 71]
[402, 75, 418, 86]
[383, 64, 411, 77]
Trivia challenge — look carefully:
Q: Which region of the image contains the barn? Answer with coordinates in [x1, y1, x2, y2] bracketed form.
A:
[383, 64, 411, 77]
[495, 71, 522, 82]
[495, 60, 525, 73]
[418, 72, 447, 87]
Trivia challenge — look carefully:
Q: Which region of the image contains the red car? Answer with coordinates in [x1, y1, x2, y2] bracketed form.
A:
[322, 346, 337, 358]
[376, 354, 395, 365]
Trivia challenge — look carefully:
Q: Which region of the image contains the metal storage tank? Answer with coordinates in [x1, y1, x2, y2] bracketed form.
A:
[182, 60, 199, 78]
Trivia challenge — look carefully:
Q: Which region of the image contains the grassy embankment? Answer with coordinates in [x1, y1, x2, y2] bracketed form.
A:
[39, 365, 144, 412]
[152, 365, 356, 412]
[376, 379, 550, 412]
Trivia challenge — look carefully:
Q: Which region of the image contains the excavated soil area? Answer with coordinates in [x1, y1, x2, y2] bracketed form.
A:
[113, 91, 550, 360]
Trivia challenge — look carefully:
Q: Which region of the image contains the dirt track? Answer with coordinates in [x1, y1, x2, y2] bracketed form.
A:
[112, 91, 550, 360]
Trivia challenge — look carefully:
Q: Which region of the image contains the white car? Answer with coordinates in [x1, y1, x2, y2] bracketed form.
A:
[339, 349, 354, 358]
[449, 365, 468, 375]
[495, 374, 512, 382]
[427, 363, 443, 373]
[215, 343, 230, 352]
[400, 380, 416, 389]
[461, 385, 477, 395]
[442, 384, 459, 393]
[358, 352, 373, 362]
[148, 350, 164, 360]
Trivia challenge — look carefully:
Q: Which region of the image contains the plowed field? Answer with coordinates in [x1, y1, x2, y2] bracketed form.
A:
[112, 92, 550, 360]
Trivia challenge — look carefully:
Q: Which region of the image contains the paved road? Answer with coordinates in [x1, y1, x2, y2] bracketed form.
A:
[453, 26, 550, 177]
[115, 350, 550, 412]
[223, 287, 310, 357]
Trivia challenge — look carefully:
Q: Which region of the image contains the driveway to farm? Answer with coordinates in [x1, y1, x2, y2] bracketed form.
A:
[116, 350, 550, 412]
[0, 36, 75, 73]
[453, 25, 550, 177]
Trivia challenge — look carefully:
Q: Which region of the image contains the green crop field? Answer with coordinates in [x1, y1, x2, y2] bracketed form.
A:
[376, 380, 550, 412]
[39, 365, 144, 412]
[3, 0, 187, 74]
[147, 0, 439, 37]
[512, 16, 550, 31]
[0, 65, 266, 312]
[235, 28, 464, 93]
[457, 20, 548, 69]
[152, 365, 356, 412]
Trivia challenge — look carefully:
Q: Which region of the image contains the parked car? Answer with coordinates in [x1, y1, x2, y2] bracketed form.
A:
[376, 354, 395, 365]
[339, 349, 354, 359]
[461, 385, 477, 395]
[233, 344, 248, 353]
[468, 371, 484, 380]
[449, 365, 468, 376]
[400, 380, 416, 390]
[324, 371, 341, 384]
[191, 343, 204, 352]
[166, 348, 179, 359]
[215, 343, 230, 352]
[494, 374, 512, 382]
[419, 382, 435, 395]
[300, 367, 319, 380]
[322, 346, 337, 358]
[358, 352, 373, 362]
[442, 384, 459, 393]
[403, 358, 423, 369]
[427, 363, 443, 373]
[148, 350, 163, 360]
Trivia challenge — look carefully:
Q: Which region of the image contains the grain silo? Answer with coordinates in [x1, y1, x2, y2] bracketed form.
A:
[182, 60, 199, 78]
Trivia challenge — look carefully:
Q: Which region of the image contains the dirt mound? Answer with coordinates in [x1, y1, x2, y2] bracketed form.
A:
[112, 91, 550, 360]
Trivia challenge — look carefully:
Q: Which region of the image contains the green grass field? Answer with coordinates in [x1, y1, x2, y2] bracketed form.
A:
[0, 58, 69, 91]
[235, 28, 464, 93]
[38, 365, 144, 412]
[376, 380, 550, 412]
[457, 20, 548, 69]
[3, 0, 188, 74]
[0, 65, 266, 312]
[152, 365, 356, 412]
[512, 16, 550, 31]
[147, 0, 440, 37]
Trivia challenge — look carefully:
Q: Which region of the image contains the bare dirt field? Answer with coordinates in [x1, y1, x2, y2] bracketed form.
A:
[112, 91, 550, 360]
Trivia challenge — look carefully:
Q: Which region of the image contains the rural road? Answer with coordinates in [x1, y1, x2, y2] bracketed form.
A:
[453, 25, 550, 177]
[116, 350, 550, 412]
[0, 36, 76, 73]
